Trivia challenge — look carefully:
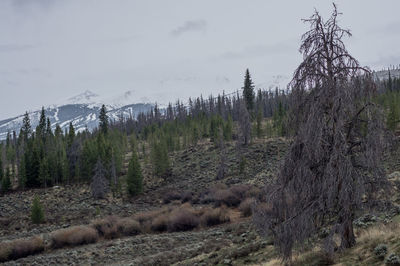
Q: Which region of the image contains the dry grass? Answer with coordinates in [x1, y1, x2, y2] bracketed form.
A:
[91, 216, 142, 238]
[51, 225, 99, 249]
[201, 206, 230, 226]
[167, 207, 199, 232]
[0, 236, 44, 262]
[239, 197, 255, 217]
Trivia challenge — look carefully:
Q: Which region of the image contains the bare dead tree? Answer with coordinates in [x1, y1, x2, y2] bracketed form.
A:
[91, 159, 109, 199]
[254, 4, 388, 262]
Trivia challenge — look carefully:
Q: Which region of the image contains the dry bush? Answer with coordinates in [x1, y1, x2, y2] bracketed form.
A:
[51, 226, 98, 249]
[0, 236, 44, 262]
[162, 190, 182, 204]
[91, 216, 120, 239]
[117, 218, 141, 236]
[213, 189, 241, 207]
[201, 206, 230, 227]
[239, 198, 255, 217]
[167, 207, 199, 232]
[181, 190, 195, 203]
[151, 214, 169, 232]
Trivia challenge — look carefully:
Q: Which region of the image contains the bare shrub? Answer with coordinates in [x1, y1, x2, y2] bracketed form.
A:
[151, 214, 169, 232]
[0, 236, 44, 262]
[239, 198, 255, 217]
[117, 218, 141, 236]
[90, 216, 119, 239]
[167, 208, 199, 232]
[51, 226, 98, 249]
[213, 189, 240, 207]
[201, 207, 230, 226]
[162, 190, 182, 204]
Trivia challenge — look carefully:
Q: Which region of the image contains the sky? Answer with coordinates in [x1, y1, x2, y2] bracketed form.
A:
[1, 0, 400, 119]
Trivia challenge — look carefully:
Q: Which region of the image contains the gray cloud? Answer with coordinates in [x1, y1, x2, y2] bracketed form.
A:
[214, 41, 296, 61]
[170, 20, 207, 37]
[0, 44, 36, 53]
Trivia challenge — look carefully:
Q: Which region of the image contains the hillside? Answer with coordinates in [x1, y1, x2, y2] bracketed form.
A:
[1, 135, 400, 265]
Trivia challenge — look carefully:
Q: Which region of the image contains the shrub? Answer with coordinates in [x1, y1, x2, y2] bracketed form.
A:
[354, 214, 377, 228]
[162, 191, 181, 204]
[167, 208, 199, 232]
[239, 198, 255, 217]
[375, 244, 388, 260]
[151, 214, 169, 232]
[386, 253, 400, 265]
[31, 195, 45, 224]
[201, 207, 230, 227]
[213, 189, 241, 207]
[181, 190, 194, 203]
[51, 226, 98, 249]
[90, 216, 119, 239]
[0, 236, 44, 262]
[117, 218, 141, 236]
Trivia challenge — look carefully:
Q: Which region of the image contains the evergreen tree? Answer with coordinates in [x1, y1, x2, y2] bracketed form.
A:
[239, 100, 251, 145]
[21, 112, 32, 141]
[99, 104, 109, 135]
[1, 167, 11, 193]
[0, 156, 3, 181]
[67, 122, 75, 147]
[387, 95, 400, 131]
[31, 195, 45, 224]
[256, 108, 263, 138]
[126, 151, 143, 196]
[37, 107, 46, 140]
[223, 115, 233, 141]
[151, 139, 171, 178]
[39, 157, 50, 188]
[242, 69, 255, 112]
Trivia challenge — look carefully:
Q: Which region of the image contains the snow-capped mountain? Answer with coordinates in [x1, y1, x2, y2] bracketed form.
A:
[0, 90, 154, 140]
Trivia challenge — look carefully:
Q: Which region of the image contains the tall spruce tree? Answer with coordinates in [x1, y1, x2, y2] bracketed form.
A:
[21, 112, 32, 141]
[242, 69, 255, 112]
[99, 104, 109, 135]
[126, 151, 143, 196]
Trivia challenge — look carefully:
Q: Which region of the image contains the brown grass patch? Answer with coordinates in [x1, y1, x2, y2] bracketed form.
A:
[0, 236, 44, 262]
[51, 225, 98, 249]
[239, 197, 255, 217]
[167, 207, 199, 232]
[201, 206, 230, 226]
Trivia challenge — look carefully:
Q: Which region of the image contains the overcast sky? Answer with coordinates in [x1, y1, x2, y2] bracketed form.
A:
[1, 0, 400, 119]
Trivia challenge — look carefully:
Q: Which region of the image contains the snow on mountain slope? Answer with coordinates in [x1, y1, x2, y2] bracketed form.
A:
[0, 89, 154, 140]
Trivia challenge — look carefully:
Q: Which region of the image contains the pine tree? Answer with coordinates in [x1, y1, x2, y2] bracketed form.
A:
[256, 108, 263, 138]
[67, 122, 75, 147]
[31, 195, 45, 224]
[239, 100, 251, 145]
[387, 95, 400, 131]
[242, 69, 255, 112]
[39, 157, 50, 188]
[21, 112, 32, 141]
[37, 107, 46, 140]
[1, 167, 11, 193]
[223, 115, 233, 141]
[99, 104, 109, 135]
[151, 139, 171, 178]
[127, 151, 143, 196]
